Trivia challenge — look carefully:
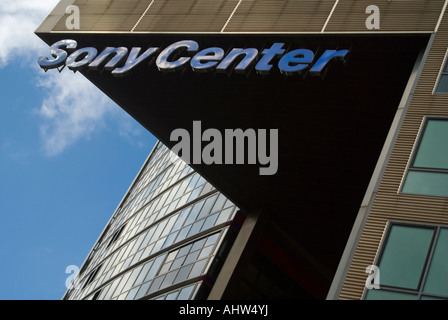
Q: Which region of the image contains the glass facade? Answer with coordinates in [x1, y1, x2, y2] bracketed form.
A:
[401, 118, 448, 197]
[63, 142, 240, 300]
[365, 223, 448, 300]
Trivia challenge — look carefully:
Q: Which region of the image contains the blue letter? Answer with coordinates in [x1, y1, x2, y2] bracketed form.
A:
[255, 43, 285, 74]
[65, 47, 98, 71]
[112, 47, 159, 77]
[156, 40, 199, 72]
[216, 48, 258, 73]
[191, 47, 225, 73]
[89, 47, 128, 71]
[38, 39, 77, 70]
[278, 49, 314, 75]
[309, 49, 349, 76]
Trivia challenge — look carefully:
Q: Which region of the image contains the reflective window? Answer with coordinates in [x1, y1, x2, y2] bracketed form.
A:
[82, 264, 102, 289]
[376, 225, 433, 290]
[423, 228, 448, 296]
[150, 282, 200, 300]
[146, 232, 221, 296]
[107, 224, 126, 248]
[413, 120, 448, 169]
[365, 223, 448, 300]
[402, 119, 448, 197]
[365, 290, 417, 300]
[436, 57, 448, 93]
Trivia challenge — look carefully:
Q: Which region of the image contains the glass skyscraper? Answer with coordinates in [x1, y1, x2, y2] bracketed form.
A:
[63, 142, 240, 300]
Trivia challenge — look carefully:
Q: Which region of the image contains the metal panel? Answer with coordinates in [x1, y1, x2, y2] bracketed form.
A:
[133, 0, 239, 32]
[40, 0, 448, 34]
[325, 0, 445, 32]
[223, 0, 336, 32]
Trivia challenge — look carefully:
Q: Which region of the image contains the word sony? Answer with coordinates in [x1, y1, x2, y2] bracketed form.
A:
[171, 121, 278, 176]
[38, 39, 349, 77]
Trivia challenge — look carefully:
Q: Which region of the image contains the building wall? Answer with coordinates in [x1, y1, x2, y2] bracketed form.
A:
[64, 142, 239, 300]
[337, 6, 448, 300]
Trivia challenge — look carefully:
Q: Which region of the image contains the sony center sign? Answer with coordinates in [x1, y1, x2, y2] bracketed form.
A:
[38, 39, 349, 77]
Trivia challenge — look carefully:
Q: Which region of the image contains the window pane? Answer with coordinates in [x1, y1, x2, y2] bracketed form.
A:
[134, 281, 151, 299]
[175, 264, 194, 283]
[165, 291, 179, 300]
[365, 289, 417, 300]
[378, 225, 434, 289]
[423, 228, 448, 296]
[436, 74, 448, 93]
[413, 120, 448, 169]
[402, 171, 448, 197]
[125, 286, 139, 300]
[177, 284, 195, 300]
[421, 295, 448, 300]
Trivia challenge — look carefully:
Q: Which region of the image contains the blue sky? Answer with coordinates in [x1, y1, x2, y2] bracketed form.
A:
[0, 1, 157, 299]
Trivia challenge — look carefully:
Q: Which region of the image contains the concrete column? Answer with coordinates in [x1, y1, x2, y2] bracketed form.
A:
[208, 209, 266, 300]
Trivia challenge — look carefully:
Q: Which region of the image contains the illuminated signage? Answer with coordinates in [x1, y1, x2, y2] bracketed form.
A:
[38, 39, 349, 77]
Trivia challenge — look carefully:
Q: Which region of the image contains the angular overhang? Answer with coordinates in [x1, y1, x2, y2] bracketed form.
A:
[36, 30, 429, 297]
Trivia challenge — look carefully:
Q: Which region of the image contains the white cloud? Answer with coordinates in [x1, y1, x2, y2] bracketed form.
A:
[0, 0, 58, 66]
[37, 71, 114, 156]
[0, 0, 149, 156]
